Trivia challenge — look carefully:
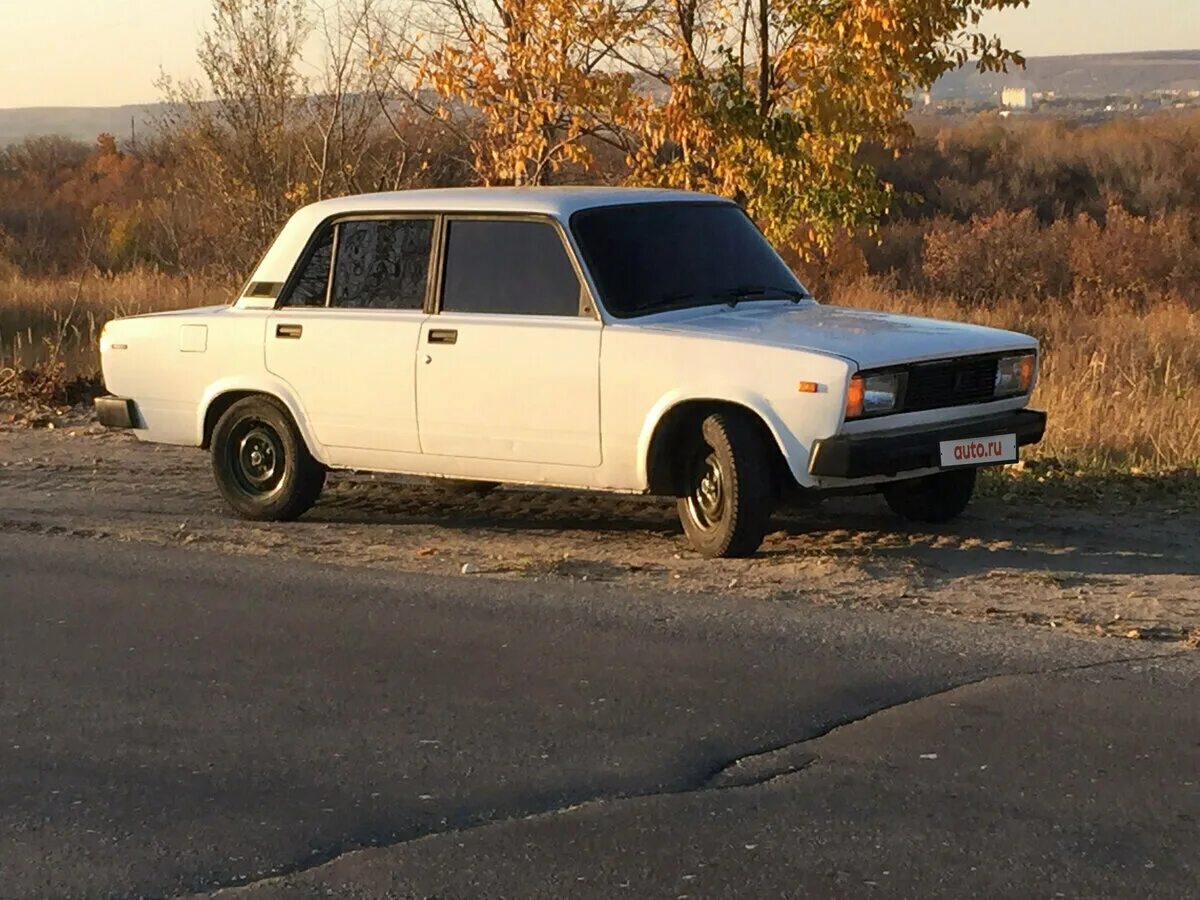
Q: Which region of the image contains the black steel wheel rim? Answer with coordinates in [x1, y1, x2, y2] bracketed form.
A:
[228, 419, 285, 497]
[686, 450, 726, 531]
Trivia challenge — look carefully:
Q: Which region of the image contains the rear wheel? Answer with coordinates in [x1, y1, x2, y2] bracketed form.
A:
[675, 413, 773, 558]
[211, 396, 325, 521]
[883, 468, 977, 524]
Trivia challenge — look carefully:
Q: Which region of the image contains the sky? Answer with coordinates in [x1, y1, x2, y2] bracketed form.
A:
[0, 0, 1197, 108]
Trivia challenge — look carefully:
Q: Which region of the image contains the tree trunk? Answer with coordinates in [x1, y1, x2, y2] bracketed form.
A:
[758, 0, 770, 118]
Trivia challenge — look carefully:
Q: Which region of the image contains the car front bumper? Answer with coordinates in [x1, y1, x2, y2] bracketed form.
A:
[95, 395, 140, 429]
[808, 408, 1047, 479]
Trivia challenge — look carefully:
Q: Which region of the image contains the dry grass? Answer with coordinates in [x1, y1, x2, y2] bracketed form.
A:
[3, 271, 1198, 474]
[0, 270, 232, 376]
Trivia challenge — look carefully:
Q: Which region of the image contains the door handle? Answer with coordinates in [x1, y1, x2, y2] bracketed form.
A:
[428, 329, 458, 345]
[275, 323, 303, 339]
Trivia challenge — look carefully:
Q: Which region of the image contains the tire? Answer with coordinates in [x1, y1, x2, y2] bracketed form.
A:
[675, 412, 774, 558]
[883, 468, 977, 524]
[210, 395, 326, 521]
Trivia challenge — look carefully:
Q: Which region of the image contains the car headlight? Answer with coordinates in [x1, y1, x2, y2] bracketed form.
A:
[995, 353, 1036, 397]
[846, 373, 901, 419]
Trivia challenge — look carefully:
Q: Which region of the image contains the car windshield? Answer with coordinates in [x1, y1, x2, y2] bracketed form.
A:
[569, 202, 811, 318]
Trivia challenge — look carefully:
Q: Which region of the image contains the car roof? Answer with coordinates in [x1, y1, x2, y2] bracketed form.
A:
[241, 187, 732, 302]
[296, 186, 728, 218]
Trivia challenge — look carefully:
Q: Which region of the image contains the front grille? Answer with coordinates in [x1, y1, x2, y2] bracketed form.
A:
[903, 355, 999, 412]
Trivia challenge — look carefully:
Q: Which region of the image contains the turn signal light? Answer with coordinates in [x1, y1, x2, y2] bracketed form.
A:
[845, 376, 865, 419]
[1020, 354, 1035, 391]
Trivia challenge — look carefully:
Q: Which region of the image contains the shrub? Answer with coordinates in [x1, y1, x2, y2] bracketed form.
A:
[921, 210, 1071, 302]
[859, 221, 926, 291]
[1068, 207, 1200, 305]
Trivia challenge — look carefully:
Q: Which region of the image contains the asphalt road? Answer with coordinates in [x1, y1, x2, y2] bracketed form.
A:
[0, 531, 1196, 899]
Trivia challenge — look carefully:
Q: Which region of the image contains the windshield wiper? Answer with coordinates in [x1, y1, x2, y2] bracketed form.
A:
[625, 290, 698, 313]
[626, 285, 811, 315]
[716, 285, 811, 307]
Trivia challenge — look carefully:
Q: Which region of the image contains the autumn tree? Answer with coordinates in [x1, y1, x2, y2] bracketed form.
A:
[156, 0, 312, 270]
[372, 0, 651, 185]
[370, 0, 1028, 247]
[144, 0, 1032, 271]
[623, 0, 1031, 252]
[325, 0, 476, 192]
[0, 134, 158, 274]
[299, 0, 405, 199]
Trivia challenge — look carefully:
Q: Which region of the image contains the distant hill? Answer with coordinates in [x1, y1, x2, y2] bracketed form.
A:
[934, 49, 1200, 100]
[0, 104, 167, 147]
[3, 50, 1200, 145]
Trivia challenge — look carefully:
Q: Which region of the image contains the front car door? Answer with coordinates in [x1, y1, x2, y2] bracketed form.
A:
[266, 216, 434, 463]
[416, 216, 602, 467]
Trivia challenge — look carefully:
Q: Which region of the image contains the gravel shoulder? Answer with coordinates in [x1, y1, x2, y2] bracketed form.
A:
[2, 413, 1198, 645]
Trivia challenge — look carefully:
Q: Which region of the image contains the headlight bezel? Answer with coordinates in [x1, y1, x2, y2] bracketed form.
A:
[994, 352, 1037, 399]
[845, 371, 906, 420]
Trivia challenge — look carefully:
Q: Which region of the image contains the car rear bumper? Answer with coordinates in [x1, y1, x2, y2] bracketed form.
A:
[808, 408, 1047, 479]
[95, 395, 140, 429]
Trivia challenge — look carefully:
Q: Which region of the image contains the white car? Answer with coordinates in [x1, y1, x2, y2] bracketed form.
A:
[97, 187, 1045, 557]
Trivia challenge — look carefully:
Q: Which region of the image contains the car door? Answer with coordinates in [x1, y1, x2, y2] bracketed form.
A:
[265, 216, 434, 460]
[416, 216, 602, 467]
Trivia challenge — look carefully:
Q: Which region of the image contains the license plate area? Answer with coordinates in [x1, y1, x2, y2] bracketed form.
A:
[939, 433, 1017, 467]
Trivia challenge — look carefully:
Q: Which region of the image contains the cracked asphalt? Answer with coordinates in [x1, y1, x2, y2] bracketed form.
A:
[1, 531, 1197, 899]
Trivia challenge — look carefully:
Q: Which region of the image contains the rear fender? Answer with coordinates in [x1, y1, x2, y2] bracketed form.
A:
[197, 376, 329, 464]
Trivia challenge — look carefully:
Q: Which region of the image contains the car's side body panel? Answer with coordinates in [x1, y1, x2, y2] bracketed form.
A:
[198, 373, 323, 455]
[101, 307, 289, 446]
[599, 323, 854, 490]
[263, 307, 427, 461]
[415, 313, 603, 467]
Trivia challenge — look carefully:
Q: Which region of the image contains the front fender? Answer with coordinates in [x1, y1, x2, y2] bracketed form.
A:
[197, 376, 330, 464]
[635, 388, 795, 490]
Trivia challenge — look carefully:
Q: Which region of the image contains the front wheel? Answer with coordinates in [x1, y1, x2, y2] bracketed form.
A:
[211, 396, 326, 521]
[883, 468, 977, 524]
[676, 413, 774, 558]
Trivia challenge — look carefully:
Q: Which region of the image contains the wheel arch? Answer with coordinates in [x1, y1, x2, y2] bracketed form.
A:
[198, 378, 327, 463]
[641, 394, 793, 497]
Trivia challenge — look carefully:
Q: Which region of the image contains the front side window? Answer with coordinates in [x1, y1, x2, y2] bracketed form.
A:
[570, 202, 810, 318]
[331, 218, 435, 310]
[441, 219, 581, 317]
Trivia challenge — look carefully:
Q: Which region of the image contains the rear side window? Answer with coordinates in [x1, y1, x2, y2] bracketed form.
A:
[280, 218, 435, 309]
[331, 218, 435, 310]
[440, 219, 581, 316]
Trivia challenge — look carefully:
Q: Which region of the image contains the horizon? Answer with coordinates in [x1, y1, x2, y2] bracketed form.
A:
[1, 46, 1198, 112]
[0, 0, 1198, 108]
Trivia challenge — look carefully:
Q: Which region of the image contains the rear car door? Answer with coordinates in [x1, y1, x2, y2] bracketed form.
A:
[416, 216, 602, 467]
[266, 216, 434, 458]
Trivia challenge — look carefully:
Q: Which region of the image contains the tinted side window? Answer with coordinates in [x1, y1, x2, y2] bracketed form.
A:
[331, 218, 434, 310]
[441, 219, 580, 316]
[281, 227, 333, 307]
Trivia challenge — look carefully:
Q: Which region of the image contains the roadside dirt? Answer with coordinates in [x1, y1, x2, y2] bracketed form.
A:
[2, 409, 1198, 645]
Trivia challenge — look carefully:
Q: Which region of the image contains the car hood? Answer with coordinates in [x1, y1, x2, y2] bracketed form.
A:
[639, 302, 1036, 368]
